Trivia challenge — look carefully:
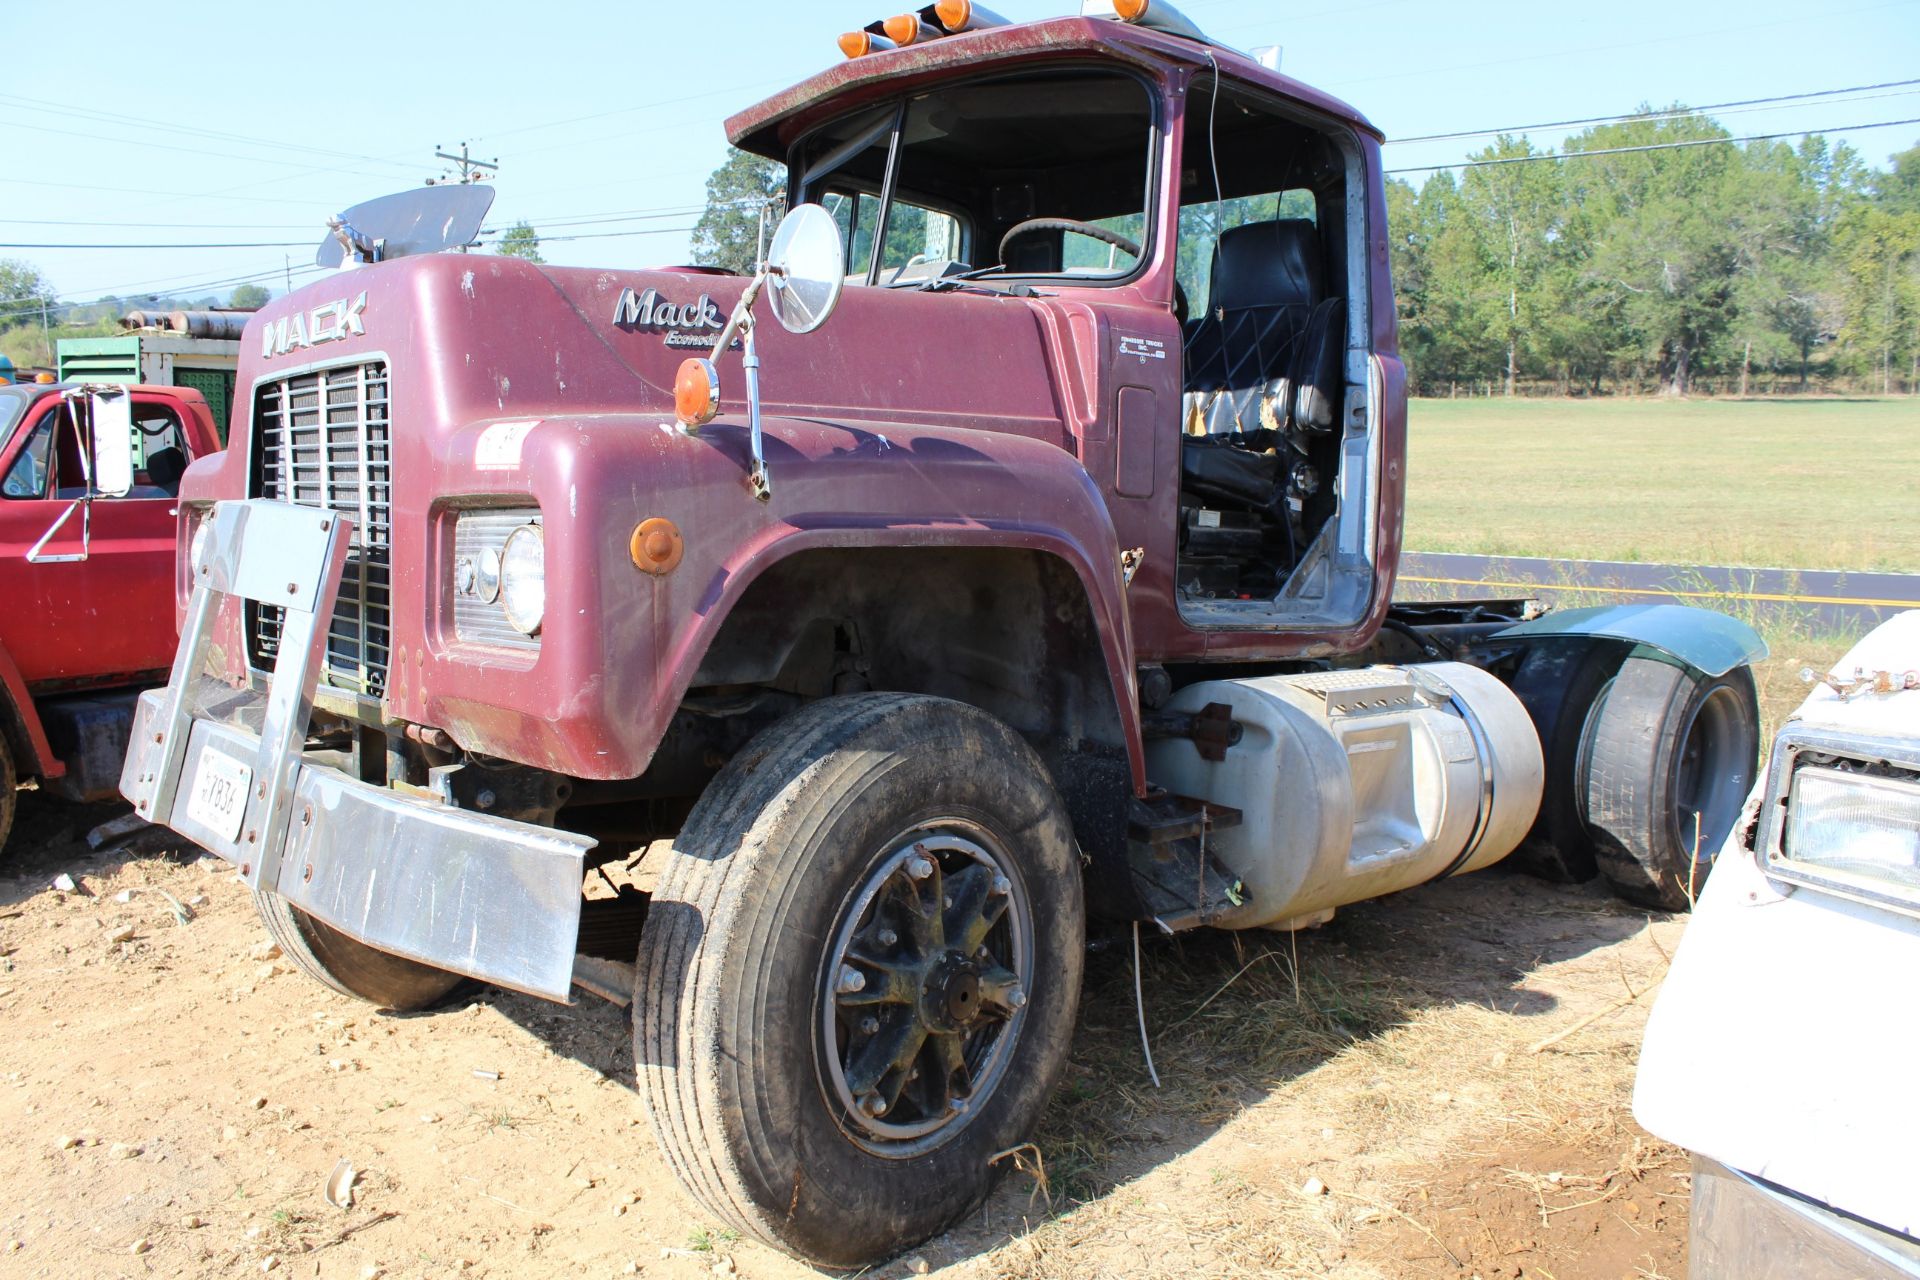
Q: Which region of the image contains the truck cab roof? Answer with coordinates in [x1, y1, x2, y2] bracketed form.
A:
[726, 14, 1379, 158]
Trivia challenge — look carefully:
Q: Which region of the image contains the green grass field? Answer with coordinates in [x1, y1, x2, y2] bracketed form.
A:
[1403, 397, 1920, 573]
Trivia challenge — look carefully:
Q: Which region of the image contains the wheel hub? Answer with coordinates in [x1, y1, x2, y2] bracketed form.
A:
[818, 827, 1033, 1156]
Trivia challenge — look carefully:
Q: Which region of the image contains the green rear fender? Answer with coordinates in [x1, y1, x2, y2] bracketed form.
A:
[1494, 603, 1768, 678]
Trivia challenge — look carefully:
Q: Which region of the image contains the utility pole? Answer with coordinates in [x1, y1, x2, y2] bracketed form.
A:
[428, 142, 499, 186]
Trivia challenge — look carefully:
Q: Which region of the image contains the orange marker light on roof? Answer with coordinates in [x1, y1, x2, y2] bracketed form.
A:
[33, 372, 55, 384]
[931, 0, 1007, 30]
[838, 30, 897, 58]
[883, 14, 939, 44]
[1113, 0, 1150, 18]
[674, 357, 720, 431]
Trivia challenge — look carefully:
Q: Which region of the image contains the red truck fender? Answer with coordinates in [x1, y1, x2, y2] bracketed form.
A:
[416, 413, 1148, 796]
[0, 638, 61, 780]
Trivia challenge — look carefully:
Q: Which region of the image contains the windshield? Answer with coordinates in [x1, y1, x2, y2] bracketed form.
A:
[0, 387, 29, 442]
[797, 69, 1156, 288]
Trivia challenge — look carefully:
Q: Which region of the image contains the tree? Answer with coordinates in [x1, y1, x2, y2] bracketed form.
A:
[229, 284, 271, 310]
[497, 221, 545, 264]
[0, 258, 53, 329]
[692, 148, 787, 274]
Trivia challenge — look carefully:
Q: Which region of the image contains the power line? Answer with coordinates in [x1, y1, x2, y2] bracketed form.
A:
[1390, 78, 1920, 146]
[0, 240, 311, 251]
[0, 93, 422, 174]
[1386, 116, 1920, 175]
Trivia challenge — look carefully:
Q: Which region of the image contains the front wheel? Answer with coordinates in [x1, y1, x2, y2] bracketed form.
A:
[634, 694, 1085, 1268]
[1582, 658, 1761, 911]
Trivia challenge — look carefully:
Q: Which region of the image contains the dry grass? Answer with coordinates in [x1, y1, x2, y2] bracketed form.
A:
[962, 877, 1686, 1279]
[1404, 396, 1920, 572]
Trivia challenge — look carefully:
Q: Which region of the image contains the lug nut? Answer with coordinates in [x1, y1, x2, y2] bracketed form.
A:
[860, 1094, 887, 1118]
[836, 966, 867, 995]
[992, 874, 1012, 896]
[907, 856, 934, 881]
[949, 1098, 968, 1114]
[860, 1017, 880, 1036]
[1008, 986, 1029, 1010]
[877, 929, 898, 948]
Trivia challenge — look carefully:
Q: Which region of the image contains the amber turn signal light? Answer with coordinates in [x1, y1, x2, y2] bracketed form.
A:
[630, 517, 685, 577]
[838, 30, 897, 58]
[883, 14, 939, 44]
[674, 357, 721, 430]
[1113, 0, 1150, 18]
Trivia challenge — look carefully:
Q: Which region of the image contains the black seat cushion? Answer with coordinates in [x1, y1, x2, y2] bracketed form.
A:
[1184, 219, 1341, 434]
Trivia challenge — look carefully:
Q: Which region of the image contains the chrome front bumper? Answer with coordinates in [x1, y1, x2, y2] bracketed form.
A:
[1692, 1156, 1920, 1280]
[120, 499, 593, 1002]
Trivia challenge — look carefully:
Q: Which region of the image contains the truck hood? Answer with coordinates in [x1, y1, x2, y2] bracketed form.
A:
[250, 253, 1112, 450]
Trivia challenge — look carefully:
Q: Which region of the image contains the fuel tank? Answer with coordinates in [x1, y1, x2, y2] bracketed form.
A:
[1146, 664, 1544, 929]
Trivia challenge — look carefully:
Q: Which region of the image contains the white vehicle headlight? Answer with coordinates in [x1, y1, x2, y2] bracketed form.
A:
[498, 523, 545, 636]
[1782, 765, 1920, 899]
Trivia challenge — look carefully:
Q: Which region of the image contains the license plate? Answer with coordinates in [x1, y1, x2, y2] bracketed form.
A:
[186, 750, 253, 843]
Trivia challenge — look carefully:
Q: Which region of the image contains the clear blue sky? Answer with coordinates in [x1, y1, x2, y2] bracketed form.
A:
[3, 0, 1916, 306]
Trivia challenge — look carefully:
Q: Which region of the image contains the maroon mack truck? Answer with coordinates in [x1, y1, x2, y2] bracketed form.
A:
[122, 1, 1764, 1266]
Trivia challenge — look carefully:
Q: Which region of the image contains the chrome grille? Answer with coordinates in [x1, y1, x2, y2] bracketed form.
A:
[248, 362, 393, 698]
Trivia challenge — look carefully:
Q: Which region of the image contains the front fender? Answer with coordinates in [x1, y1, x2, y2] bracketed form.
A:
[0, 638, 59, 778]
[1495, 603, 1768, 679]
[416, 413, 1144, 788]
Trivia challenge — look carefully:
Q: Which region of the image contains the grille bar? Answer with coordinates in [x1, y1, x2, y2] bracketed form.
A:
[249, 362, 393, 698]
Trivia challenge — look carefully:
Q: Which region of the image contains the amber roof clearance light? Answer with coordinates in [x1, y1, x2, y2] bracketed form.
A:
[883, 14, 939, 45]
[837, 30, 897, 58]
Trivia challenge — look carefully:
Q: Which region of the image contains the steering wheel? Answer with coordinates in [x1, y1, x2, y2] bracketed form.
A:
[998, 217, 1142, 266]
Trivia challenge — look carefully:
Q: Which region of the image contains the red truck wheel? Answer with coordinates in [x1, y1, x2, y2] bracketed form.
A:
[253, 892, 471, 1011]
[634, 693, 1084, 1268]
[1581, 658, 1761, 912]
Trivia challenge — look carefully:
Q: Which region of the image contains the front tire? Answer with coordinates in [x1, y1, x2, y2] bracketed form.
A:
[254, 892, 471, 1011]
[634, 694, 1085, 1268]
[1582, 658, 1761, 911]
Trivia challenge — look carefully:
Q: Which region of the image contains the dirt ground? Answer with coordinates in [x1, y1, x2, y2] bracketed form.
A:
[1, 793, 1689, 1280]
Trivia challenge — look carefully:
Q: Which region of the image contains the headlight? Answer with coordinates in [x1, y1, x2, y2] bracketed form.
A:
[498, 524, 545, 636]
[1782, 765, 1920, 898]
[475, 547, 502, 604]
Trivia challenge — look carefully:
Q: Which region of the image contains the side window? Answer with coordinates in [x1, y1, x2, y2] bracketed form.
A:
[1178, 190, 1317, 313]
[131, 404, 191, 497]
[1, 418, 52, 500]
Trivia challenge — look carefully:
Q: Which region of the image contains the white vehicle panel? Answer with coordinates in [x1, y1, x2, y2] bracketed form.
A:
[1635, 610, 1920, 1239]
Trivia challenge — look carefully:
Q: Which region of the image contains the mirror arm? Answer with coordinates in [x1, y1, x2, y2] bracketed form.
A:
[707, 271, 779, 503]
[25, 497, 90, 565]
[741, 315, 770, 503]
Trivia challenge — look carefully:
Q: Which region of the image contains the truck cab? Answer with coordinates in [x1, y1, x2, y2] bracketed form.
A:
[121, 3, 1764, 1267]
[0, 381, 220, 854]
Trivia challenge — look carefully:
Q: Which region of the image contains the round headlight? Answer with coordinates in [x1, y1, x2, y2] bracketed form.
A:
[475, 547, 501, 604]
[499, 524, 546, 636]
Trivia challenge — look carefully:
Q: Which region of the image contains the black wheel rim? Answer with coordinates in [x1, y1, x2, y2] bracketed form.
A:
[1672, 684, 1750, 888]
[817, 822, 1033, 1158]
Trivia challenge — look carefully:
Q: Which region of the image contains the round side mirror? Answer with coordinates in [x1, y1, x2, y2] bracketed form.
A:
[766, 204, 846, 336]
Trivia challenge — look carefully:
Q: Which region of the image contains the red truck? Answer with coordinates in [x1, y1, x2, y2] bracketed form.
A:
[0, 381, 219, 855]
[122, 2, 1764, 1265]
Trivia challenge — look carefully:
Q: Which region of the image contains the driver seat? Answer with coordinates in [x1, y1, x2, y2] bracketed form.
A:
[1182, 219, 1342, 435]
